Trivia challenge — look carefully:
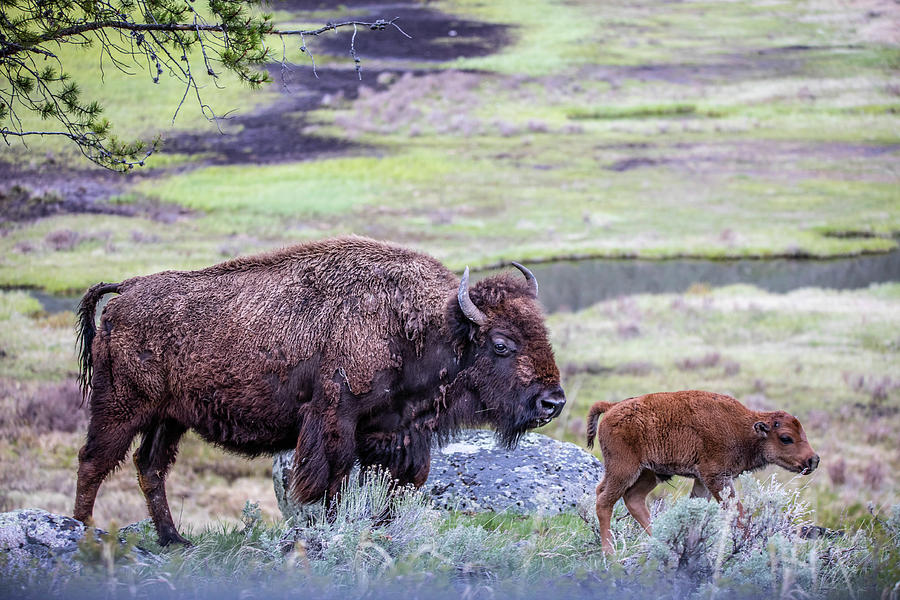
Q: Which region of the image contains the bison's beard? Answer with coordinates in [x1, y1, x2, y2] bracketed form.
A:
[447, 362, 562, 449]
[496, 420, 532, 449]
[482, 390, 557, 450]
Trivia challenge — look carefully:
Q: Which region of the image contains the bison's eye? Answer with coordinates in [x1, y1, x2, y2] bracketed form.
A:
[493, 342, 510, 356]
[779, 435, 794, 445]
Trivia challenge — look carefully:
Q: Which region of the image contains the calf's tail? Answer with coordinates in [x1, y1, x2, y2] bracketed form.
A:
[76, 282, 120, 404]
[586, 401, 615, 449]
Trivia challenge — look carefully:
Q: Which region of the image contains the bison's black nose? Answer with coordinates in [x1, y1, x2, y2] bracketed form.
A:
[538, 386, 566, 418]
[806, 455, 820, 473]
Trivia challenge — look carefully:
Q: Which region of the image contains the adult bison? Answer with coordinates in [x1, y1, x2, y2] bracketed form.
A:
[74, 236, 565, 545]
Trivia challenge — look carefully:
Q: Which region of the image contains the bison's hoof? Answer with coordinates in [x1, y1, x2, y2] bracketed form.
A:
[158, 532, 192, 547]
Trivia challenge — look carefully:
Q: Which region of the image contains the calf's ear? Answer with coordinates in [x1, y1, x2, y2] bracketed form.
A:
[753, 421, 770, 436]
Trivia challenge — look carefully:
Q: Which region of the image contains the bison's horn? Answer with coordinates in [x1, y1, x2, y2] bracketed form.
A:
[511, 261, 538, 297]
[458, 267, 487, 326]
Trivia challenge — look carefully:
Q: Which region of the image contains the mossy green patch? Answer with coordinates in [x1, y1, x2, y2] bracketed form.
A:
[568, 103, 729, 120]
[132, 151, 457, 217]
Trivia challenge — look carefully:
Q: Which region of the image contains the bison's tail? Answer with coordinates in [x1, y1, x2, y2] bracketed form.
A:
[586, 401, 615, 449]
[76, 282, 120, 405]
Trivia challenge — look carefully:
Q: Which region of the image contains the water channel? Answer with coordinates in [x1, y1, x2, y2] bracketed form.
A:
[22, 250, 900, 316]
[477, 251, 900, 313]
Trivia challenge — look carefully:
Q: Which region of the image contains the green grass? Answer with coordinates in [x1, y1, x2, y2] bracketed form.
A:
[131, 151, 457, 217]
[2, 136, 896, 292]
[0, 291, 75, 381]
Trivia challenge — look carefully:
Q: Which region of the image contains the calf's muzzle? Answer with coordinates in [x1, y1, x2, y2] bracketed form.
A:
[804, 454, 820, 474]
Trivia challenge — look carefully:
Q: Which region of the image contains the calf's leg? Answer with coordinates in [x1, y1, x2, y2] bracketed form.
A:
[690, 478, 711, 499]
[698, 471, 746, 526]
[622, 469, 657, 535]
[133, 419, 188, 546]
[595, 462, 641, 555]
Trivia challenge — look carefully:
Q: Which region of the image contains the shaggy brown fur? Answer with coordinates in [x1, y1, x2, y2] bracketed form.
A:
[586, 390, 819, 554]
[74, 236, 565, 546]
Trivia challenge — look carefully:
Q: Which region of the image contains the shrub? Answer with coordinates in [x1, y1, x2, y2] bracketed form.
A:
[279, 467, 437, 581]
[828, 457, 847, 487]
[15, 381, 88, 434]
[2, 475, 891, 599]
[645, 475, 871, 599]
[647, 495, 723, 581]
[44, 229, 81, 251]
[863, 460, 885, 491]
[675, 352, 721, 371]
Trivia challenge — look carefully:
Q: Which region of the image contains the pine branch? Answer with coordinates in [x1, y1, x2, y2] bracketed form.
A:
[0, 1, 411, 172]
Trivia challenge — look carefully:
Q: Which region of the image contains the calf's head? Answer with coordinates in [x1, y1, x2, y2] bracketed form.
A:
[753, 411, 819, 474]
[450, 263, 565, 447]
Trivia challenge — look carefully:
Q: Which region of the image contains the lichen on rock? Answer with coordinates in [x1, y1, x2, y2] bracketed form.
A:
[0, 509, 87, 574]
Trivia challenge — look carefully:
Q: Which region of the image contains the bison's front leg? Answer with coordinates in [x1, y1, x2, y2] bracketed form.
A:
[392, 441, 431, 489]
[697, 470, 746, 528]
[290, 405, 331, 504]
[357, 429, 432, 490]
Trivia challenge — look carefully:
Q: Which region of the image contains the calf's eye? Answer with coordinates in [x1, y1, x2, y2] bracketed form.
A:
[493, 342, 509, 355]
[779, 435, 794, 445]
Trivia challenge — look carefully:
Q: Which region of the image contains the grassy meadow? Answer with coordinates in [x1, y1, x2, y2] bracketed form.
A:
[0, 0, 899, 596]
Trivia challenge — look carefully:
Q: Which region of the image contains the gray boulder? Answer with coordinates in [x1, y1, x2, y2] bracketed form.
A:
[0, 508, 90, 574]
[273, 430, 604, 518]
[0, 509, 161, 575]
[0, 509, 86, 572]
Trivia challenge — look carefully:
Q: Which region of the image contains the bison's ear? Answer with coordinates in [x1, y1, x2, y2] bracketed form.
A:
[753, 421, 770, 436]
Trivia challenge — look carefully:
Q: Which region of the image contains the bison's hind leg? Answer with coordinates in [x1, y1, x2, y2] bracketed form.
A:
[595, 457, 642, 555]
[133, 419, 189, 546]
[74, 388, 146, 527]
[690, 478, 712, 499]
[622, 469, 657, 535]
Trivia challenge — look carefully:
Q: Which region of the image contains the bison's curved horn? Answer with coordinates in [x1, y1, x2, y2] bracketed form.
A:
[458, 267, 487, 326]
[511, 261, 538, 297]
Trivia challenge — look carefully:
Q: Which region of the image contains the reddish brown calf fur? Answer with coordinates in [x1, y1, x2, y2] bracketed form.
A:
[586, 390, 819, 554]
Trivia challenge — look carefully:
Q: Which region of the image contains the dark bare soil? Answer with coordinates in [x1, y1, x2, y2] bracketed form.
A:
[299, 8, 510, 61]
[0, 173, 192, 225]
[161, 0, 510, 163]
[0, 185, 124, 225]
[163, 66, 422, 165]
[0, 161, 136, 224]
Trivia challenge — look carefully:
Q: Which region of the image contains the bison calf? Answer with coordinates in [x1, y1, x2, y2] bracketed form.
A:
[586, 390, 819, 554]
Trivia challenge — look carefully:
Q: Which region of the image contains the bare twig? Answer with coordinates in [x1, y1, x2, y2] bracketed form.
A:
[1, 18, 410, 60]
